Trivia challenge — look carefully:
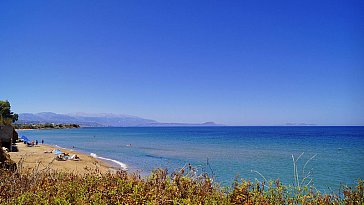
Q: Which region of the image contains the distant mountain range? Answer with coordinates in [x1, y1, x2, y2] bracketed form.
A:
[17, 112, 221, 127]
[285, 123, 317, 126]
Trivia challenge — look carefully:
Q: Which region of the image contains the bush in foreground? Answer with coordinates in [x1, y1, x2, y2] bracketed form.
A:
[0, 167, 363, 204]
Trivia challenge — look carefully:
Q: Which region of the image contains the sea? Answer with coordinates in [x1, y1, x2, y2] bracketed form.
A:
[18, 126, 364, 192]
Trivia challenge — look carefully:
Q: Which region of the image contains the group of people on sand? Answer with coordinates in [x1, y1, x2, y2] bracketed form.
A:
[55, 151, 80, 161]
[22, 137, 81, 161]
[25, 139, 44, 147]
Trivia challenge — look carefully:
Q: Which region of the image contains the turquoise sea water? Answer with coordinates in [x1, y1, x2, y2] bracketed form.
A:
[18, 126, 364, 192]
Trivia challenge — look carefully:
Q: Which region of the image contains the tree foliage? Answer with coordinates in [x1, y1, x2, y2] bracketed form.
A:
[0, 100, 18, 125]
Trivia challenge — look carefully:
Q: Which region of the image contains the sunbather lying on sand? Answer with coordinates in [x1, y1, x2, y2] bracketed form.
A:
[56, 153, 81, 161]
[69, 154, 80, 161]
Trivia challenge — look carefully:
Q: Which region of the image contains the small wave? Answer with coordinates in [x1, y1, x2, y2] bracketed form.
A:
[145, 154, 163, 159]
[54, 144, 67, 149]
[90, 153, 98, 158]
[90, 153, 128, 170]
[139, 146, 171, 152]
[53, 144, 74, 151]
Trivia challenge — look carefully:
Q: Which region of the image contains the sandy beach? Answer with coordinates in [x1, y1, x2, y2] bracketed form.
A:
[8, 142, 118, 175]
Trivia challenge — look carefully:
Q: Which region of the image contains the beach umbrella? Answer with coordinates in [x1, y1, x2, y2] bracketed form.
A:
[21, 136, 30, 143]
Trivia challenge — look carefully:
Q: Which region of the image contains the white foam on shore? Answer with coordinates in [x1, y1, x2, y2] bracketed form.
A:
[54, 145, 127, 170]
[54, 144, 66, 149]
[90, 153, 128, 171]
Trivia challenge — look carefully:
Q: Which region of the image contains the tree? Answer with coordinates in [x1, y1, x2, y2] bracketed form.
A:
[0, 100, 18, 125]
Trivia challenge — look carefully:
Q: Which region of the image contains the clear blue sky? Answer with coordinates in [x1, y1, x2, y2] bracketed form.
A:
[1, 0, 363, 125]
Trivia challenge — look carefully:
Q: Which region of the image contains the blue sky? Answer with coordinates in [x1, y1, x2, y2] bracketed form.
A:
[1, 0, 363, 125]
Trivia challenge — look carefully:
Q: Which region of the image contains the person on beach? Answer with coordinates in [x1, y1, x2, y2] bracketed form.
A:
[35, 140, 38, 145]
[41, 139, 44, 144]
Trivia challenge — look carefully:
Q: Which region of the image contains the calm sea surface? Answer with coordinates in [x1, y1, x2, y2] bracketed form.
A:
[18, 126, 364, 192]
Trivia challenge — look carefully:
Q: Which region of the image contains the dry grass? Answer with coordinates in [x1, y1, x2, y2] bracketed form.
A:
[0, 165, 363, 205]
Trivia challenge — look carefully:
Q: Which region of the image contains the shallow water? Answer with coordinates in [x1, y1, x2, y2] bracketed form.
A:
[18, 126, 364, 192]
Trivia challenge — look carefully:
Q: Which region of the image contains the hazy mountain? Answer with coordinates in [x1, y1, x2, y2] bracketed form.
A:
[18, 112, 79, 124]
[67, 112, 157, 127]
[145, 121, 221, 127]
[17, 112, 221, 127]
[18, 112, 157, 127]
[285, 123, 317, 126]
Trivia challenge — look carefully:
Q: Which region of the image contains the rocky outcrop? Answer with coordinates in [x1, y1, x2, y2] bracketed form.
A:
[0, 125, 18, 150]
[13, 128, 18, 141]
[0, 141, 17, 171]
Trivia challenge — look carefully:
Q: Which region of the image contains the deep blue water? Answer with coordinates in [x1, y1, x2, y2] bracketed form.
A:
[18, 126, 364, 192]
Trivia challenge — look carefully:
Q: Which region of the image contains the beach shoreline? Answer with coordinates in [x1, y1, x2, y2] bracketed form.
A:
[15, 129, 34, 131]
[8, 142, 123, 175]
[15, 127, 80, 131]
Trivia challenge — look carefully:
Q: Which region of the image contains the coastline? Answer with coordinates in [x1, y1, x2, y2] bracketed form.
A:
[15, 129, 34, 131]
[15, 127, 80, 131]
[8, 142, 123, 175]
